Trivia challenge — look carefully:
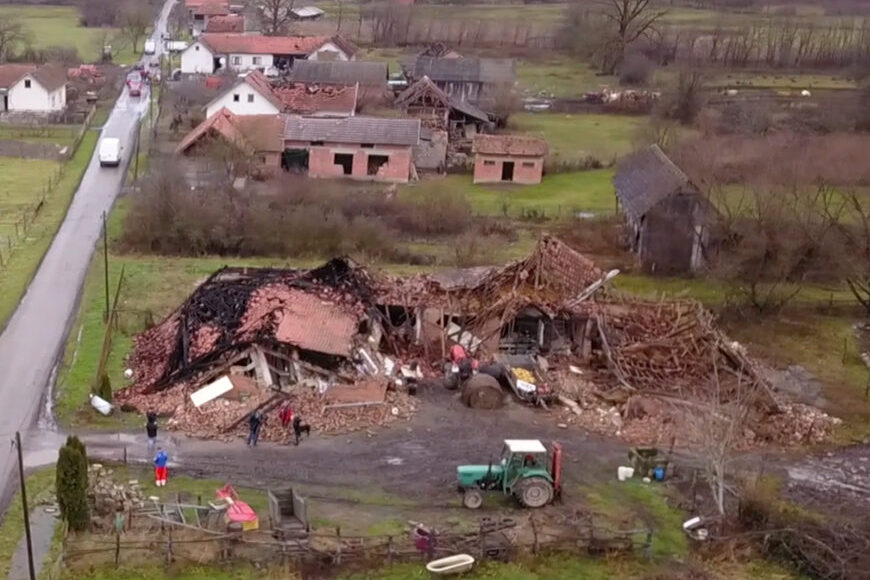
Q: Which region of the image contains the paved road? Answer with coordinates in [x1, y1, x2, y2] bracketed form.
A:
[0, 0, 177, 501]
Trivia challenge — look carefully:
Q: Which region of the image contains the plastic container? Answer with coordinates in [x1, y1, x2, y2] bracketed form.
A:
[89, 393, 112, 415]
[617, 466, 634, 481]
[653, 466, 665, 481]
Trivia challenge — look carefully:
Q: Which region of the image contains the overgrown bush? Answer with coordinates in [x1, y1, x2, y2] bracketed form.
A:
[56, 439, 89, 531]
[120, 166, 509, 264]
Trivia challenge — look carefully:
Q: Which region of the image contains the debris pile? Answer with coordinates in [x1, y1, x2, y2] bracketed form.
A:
[88, 464, 147, 516]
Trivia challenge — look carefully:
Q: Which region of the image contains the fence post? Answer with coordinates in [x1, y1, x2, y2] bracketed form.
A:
[530, 514, 539, 555]
[387, 536, 393, 565]
[335, 527, 341, 565]
[114, 532, 120, 566]
[166, 526, 173, 563]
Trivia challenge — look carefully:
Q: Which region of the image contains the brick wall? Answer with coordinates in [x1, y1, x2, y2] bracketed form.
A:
[287, 141, 413, 183]
[473, 154, 544, 185]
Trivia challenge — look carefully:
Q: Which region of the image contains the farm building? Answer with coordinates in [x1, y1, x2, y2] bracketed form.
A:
[472, 134, 547, 185]
[283, 115, 420, 183]
[175, 108, 284, 181]
[403, 57, 515, 104]
[188, 0, 231, 36]
[395, 76, 491, 141]
[613, 145, 715, 274]
[0, 64, 67, 113]
[204, 14, 246, 33]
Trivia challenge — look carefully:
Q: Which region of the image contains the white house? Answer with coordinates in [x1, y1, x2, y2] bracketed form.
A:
[203, 69, 358, 118]
[180, 33, 357, 75]
[204, 70, 282, 118]
[0, 64, 67, 113]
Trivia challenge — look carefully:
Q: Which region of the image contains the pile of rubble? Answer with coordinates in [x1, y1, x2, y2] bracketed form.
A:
[88, 464, 147, 516]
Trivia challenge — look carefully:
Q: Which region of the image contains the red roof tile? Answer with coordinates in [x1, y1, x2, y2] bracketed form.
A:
[273, 289, 358, 356]
[473, 134, 548, 157]
[205, 14, 245, 33]
[274, 83, 358, 115]
[176, 108, 284, 154]
[191, 0, 230, 15]
[199, 34, 330, 56]
[0, 64, 38, 89]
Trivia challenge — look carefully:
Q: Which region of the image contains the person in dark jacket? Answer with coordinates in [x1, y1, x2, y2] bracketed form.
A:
[248, 410, 265, 447]
[292, 415, 310, 446]
[146, 417, 158, 451]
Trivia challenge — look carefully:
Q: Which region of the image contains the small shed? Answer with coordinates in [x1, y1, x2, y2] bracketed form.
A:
[471, 134, 547, 185]
[613, 144, 714, 274]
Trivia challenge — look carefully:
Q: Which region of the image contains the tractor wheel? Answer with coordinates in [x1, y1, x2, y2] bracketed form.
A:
[461, 374, 505, 409]
[515, 477, 553, 509]
[462, 488, 483, 510]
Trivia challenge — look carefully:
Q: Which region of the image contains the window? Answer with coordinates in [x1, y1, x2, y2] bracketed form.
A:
[483, 160, 495, 166]
[231, 56, 241, 65]
[252, 56, 262, 65]
[247, 94, 254, 103]
[361, 143, 374, 149]
[24, 79, 31, 89]
[334, 153, 354, 175]
[367, 154, 389, 176]
[233, 93, 240, 102]
[522, 161, 535, 168]
[310, 140, 324, 146]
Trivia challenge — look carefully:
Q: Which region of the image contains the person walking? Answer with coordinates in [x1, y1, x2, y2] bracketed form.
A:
[248, 409, 264, 447]
[292, 414, 310, 446]
[146, 411, 158, 451]
[153, 448, 169, 487]
[279, 402, 294, 429]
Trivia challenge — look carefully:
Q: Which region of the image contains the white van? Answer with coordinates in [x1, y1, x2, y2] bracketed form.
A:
[144, 39, 156, 55]
[99, 138, 121, 167]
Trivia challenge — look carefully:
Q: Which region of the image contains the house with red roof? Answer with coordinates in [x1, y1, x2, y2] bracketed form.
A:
[0, 64, 67, 113]
[175, 108, 285, 180]
[472, 134, 548, 185]
[204, 70, 357, 118]
[180, 33, 357, 75]
[187, 0, 231, 36]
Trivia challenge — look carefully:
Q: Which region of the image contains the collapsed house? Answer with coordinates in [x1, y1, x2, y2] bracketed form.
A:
[118, 237, 834, 446]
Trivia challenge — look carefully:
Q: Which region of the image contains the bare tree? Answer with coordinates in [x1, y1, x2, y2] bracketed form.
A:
[257, 0, 296, 36]
[840, 191, 870, 314]
[596, 0, 667, 74]
[117, 1, 151, 54]
[686, 365, 758, 516]
[660, 68, 706, 125]
[0, 18, 31, 63]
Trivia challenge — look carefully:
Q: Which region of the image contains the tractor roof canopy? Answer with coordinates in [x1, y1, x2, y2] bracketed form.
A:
[504, 440, 547, 454]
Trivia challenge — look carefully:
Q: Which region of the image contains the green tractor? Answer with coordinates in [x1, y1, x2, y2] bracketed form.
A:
[457, 439, 563, 509]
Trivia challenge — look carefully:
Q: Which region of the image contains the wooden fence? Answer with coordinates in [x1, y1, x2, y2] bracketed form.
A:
[0, 107, 97, 271]
[58, 509, 653, 575]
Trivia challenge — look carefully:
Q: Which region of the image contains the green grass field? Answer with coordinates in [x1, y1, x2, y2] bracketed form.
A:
[403, 170, 615, 219]
[0, 468, 56, 580]
[511, 113, 643, 164]
[0, 125, 78, 146]
[0, 131, 97, 330]
[0, 157, 62, 242]
[517, 58, 617, 98]
[0, 5, 136, 64]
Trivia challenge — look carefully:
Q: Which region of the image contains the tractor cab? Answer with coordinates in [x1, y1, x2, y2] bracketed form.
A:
[457, 439, 562, 509]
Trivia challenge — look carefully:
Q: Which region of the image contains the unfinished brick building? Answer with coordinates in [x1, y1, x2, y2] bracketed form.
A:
[283, 116, 420, 183]
[472, 134, 547, 185]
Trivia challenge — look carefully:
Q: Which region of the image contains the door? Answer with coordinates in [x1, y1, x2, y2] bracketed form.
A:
[2, 95, 7, 112]
[501, 161, 514, 182]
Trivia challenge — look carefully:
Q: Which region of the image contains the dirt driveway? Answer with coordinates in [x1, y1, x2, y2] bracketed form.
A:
[82, 386, 628, 504]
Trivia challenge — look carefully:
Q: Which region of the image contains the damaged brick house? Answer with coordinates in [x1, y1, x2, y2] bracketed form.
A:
[613, 144, 717, 274]
[283, 115, 420, 183]
[175, 108, 284, 181]
[472, 134, 547, 185]
[288, 60, 389, 106]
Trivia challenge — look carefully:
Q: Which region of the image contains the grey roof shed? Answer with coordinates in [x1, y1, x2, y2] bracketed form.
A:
[613, 145, 697, 221]
[284, 115, 421, 146]
[407, 57, 515, 84]
[290, 60, 388, 86]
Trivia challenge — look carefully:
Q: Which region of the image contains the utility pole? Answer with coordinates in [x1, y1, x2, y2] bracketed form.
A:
[133, 121, 141, 182]
[102, 211, 109, 321]
[15, 432, 36, 580]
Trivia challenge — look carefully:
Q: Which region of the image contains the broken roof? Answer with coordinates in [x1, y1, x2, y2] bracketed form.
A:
[289, 59, 387, 86]
[198, 33, 330, 55]
[205, 14, 245, 33]
[275, 83, 358, 116]
[0, 63, 66, 91]
[473, 134, 547, 157]
[613, 144, 697, 221]
[394, 76, 490, 123]
[406, 57, 515, 85]
[284, 115, 420, 146]
[176, 108, 284, 154]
